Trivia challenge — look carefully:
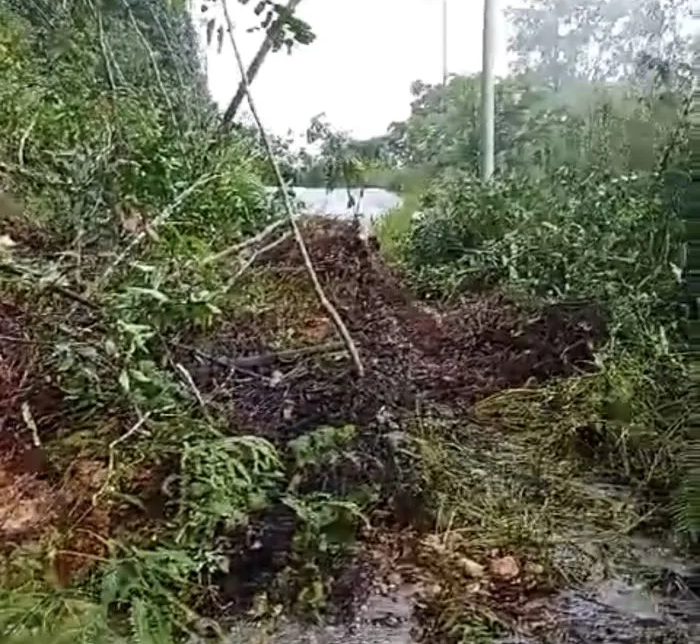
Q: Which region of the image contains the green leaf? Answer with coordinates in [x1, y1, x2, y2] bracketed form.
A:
[127, 287, 169, 303]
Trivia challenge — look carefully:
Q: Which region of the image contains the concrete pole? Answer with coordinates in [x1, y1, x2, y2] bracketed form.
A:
[442, 0, 448, 84]
[480, 0, 496, 181]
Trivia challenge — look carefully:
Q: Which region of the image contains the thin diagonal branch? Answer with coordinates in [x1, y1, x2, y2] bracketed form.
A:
[95, 173, 221, 291]
[219, 0, 364, 377]
[120, 0, 177, 128]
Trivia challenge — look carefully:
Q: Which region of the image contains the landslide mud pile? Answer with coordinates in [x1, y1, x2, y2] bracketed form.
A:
[186, 217, 606, 439]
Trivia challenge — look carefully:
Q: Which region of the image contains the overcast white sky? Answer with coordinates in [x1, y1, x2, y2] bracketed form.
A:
[195, 1, 512, 140]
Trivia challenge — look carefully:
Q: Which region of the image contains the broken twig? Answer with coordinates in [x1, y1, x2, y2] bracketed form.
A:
[21, 402, 41, 448]
[226, 231, 291, 285]
[177, 340, 346, 371]
[93, 410, 152, 504]
[202, 217, 287, 265]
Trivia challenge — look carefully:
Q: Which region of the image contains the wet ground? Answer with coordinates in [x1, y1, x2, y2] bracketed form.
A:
[195, 215, 697, 644]
[222, 523, 698, 644]
[225, 587, 417, 644]
[3, 197, 697, 643]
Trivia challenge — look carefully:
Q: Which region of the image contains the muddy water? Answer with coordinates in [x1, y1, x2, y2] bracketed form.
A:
[544, 536, 700, 644]
[221, 511, 699, 644]
[499, 529, 700, 644]
[225, 588, 417, 644]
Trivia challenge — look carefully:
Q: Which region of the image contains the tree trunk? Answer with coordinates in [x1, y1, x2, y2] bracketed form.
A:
[221, 0, 304, 127]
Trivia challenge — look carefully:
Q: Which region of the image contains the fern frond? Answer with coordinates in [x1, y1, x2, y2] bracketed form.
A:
[129, 596, 174, 644]
[0, 588, 121, 644]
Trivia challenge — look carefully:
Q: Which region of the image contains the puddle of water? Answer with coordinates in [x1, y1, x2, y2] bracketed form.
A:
[553, 588, 693, 643]
[223, 586, 418, 644]
[217, 494, 699, 644]
[595, 578, 663, 623]
[540, 485, 700, 643]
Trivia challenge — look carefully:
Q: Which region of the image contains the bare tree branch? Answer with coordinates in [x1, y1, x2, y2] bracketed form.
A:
[202, 217, 286, 265]
[220, 0, 304, 127]
[219, 0, 365, 377]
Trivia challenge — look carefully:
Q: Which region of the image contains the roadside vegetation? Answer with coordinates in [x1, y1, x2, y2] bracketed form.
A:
[0, 1, 696, 643]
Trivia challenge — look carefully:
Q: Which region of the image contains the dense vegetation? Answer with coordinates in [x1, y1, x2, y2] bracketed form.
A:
[369, 0, 695, 523]
[0, 0, 297, 640]
[0, 0, 696, 643]
[367, 0, 697, 540]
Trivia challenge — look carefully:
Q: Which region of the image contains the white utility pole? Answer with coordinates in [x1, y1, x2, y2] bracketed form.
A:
[480, 0, 496, 181]
[442, 0, 448, 84]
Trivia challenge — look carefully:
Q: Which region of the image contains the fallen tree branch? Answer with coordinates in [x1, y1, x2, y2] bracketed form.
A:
[177, 340, 346, 371]
[219, 1, 364, 377]
[231, 341, 347, 368]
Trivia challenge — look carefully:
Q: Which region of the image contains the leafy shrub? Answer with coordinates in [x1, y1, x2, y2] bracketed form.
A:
[179, 435, 283, 543]
[406, 169, 679, 296]
[0, 0, 270, 254]
[403, 169, 684, 352]
[0, 0, 291, 640]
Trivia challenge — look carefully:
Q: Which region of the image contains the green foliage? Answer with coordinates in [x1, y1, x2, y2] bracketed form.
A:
[388, 0, 694, 539]
[0, 0, 300, 640]
[200, 0, 315, 55]
[399, 164, 691, 496]
[283, 493, 369, 556]
[404, 169, 681, 309]
[288, 424, 357, 469]
[373, 190, 421, 262]
[385, 73, 688, 180]
[304, 116, 370, 200]
[99, 546, 201, 643]
[0, 0, 270, 250]
[179, 434, 283, 543]
[0, 591, 121, 644]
